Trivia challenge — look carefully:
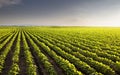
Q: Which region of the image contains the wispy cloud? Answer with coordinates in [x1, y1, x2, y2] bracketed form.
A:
[0, 0, 22, 8]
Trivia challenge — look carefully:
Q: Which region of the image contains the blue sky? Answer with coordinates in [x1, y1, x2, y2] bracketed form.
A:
[0, 0, 120, 26]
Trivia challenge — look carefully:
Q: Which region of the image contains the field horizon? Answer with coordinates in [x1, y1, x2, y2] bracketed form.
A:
[0, 26, 120, 75]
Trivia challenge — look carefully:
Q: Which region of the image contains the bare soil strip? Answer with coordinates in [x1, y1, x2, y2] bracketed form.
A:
[19, 32, 28, 75]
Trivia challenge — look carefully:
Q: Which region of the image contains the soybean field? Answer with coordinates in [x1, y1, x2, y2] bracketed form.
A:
[0, 26, 120, 75]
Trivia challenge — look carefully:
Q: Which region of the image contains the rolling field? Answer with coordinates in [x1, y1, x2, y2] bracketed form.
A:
[0, 26, 120, 75]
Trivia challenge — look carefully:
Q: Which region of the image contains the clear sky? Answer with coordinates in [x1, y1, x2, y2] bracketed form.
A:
[0, 0, 120, 26]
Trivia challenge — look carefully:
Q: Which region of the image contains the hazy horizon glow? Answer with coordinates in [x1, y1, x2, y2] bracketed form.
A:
[0, 0, 120, 27]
